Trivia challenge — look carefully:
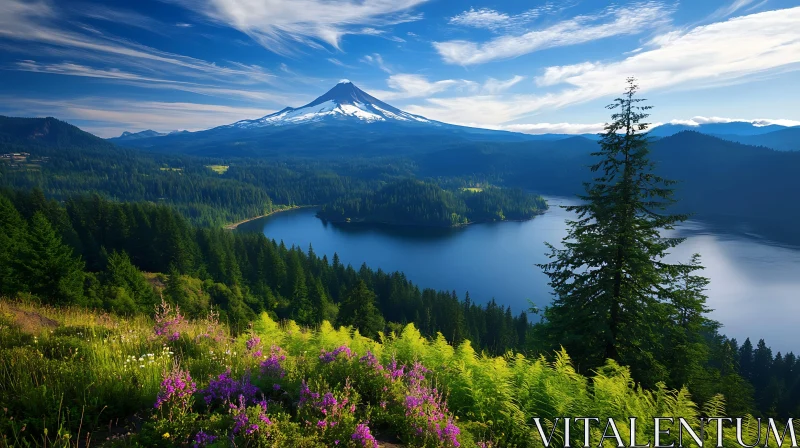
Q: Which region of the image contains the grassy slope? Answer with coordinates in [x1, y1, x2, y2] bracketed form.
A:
[0, 299, 769, 448]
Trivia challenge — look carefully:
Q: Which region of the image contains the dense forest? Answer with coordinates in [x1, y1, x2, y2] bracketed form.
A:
[0, 187, 797, 418]
[0, 188, 530, 354]
[317, 179, 546, 227]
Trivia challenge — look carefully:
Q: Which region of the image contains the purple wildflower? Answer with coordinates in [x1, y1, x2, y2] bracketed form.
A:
[192, 431, 217, 448]
[154, 299, 187, 341]
[154, 366, 196, 413]
[260, 345, 287, 378]
[319, 345, 354, 364]
[351, 423, 379, 448]
[201, 369, 258, 407]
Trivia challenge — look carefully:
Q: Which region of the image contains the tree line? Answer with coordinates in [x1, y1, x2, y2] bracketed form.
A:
[0, 188, 529, 355]
[318, 179, 546, 227]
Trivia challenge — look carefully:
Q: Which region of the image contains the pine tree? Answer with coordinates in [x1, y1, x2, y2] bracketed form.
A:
[537, 78, 709, 383]
[739, 338, 755, 381]
[17, 212, 85, 304]
[0, 196, 27, 296]
[339, 280, 385, 338]
[104, 250, 158, 313]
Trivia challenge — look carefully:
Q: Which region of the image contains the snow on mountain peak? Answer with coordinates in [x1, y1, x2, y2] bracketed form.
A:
[228, 81, 434, 129]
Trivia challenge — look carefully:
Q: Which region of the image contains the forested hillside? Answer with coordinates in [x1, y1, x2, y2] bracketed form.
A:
[0, 189, 530, 354]
[317, 179, 546, 227]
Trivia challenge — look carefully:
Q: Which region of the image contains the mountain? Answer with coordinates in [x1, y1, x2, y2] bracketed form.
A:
[104, 81, 540, 156]
[0, 116, 114, 149]
[109, 129, 167, 143]
[227, 80, 434, 128]
[709, 126, 800, 151]
[649, 121, 787, 137]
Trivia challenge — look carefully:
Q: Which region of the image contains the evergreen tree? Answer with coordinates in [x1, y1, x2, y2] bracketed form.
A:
[310, 277, 337, 324]
[739, 338, 755, 381]
[104, 250, 158, 314]
[537, 78, 710, 384]
[165, 264, 190, 311]
[0, 196, 27, 296]
[17, 212, 85, 304]
[339, 280, 385, 338]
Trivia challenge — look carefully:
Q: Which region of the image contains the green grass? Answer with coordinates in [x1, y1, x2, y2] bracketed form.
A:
[206, 165, 229, 175]
[460, 187, 484, 193]
[159, 167, 183, 172]
[0, 299, 768, 448]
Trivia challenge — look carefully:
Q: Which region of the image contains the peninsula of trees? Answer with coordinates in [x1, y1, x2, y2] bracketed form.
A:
[317, 179, 547, 227]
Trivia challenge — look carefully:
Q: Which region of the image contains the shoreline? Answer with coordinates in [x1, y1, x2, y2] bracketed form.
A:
[317, 208, 547, 229]
[223, 205, 315, 230]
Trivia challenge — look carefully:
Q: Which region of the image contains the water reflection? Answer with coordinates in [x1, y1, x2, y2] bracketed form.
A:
[242, 197, 800, 354]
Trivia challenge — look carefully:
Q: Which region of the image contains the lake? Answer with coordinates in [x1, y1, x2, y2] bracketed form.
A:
[239, 197, 800, 354]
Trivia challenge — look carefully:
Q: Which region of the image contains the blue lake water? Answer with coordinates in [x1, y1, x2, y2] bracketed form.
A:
[240, 197, 800, 354]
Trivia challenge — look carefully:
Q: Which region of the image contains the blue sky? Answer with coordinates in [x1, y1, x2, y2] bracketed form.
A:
[1, 0, 798, 137]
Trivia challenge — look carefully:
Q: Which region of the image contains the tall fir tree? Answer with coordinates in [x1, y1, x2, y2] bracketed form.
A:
[17, 212, 85, 305]
[537, 78, 710, 384]
[0, 196, 27, 296]
[339, 280, 385, 338]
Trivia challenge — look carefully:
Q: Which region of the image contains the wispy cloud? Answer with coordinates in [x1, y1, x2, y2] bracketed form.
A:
[710, 0, 761, 19]
[327, 58, 356, 69]
[482, 75, 525, 94]
[493, 122, 607, 135]
[408, 7, 800, 126]
[669, 116, 800, 127]
[435, 1, 674, 65]
[76, 4, 167, 33]
[1, 96, 275, 137]
[371, 74, 524, 100]
[448, 3, 567, 33]
[166, 0, 426, 54]
[360, 53, 393, 73]
[0, 0, 276, 85]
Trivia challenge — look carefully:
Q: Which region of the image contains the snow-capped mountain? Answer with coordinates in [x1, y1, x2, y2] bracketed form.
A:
[227, 80, 434, 128]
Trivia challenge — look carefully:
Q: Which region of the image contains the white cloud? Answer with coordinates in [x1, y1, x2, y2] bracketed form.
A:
[535, 62, 597, 87]
[710, 0, 760, 19]
[1, 97, 275, 137]
[0, 0, 276, 85]
[448, 4, 561, 33]
[495, 122, 607, 135]
[669, 116, 800, 127]
[370, 74, 523, 100]
[435, 2, 673, 65]
[12, 60, 294, 103]
[409, 7, 800, 126]
[449, 8, 513, 30]
[480, 76, 525, 94]
[168, 0, 427, 54]
[360, 53, 393, 73]
[327, 58, 356, 69]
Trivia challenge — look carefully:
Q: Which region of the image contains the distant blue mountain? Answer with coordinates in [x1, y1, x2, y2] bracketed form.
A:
[710, 126, 800, 151]
[648, 122, 787, 138]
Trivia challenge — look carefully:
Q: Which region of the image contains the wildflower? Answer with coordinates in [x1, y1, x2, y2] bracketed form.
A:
[260, 345, 287, 378]
[202, 369, 258, 407]
[162, 432, 170, 439]
[193, 431, 217, 448]
[246, 334, 261, 352]
[154, 365, 196, 413]
[351, 423, 378, 448]
[319, 345, 354, 363]
[154, 299, 187, 340]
